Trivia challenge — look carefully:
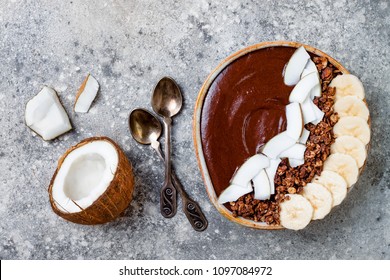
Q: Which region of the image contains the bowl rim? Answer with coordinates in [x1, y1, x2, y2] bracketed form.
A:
[192, 41, 356, 230]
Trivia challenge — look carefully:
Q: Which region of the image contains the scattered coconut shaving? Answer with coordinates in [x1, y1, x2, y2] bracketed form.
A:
[74, 74, 99, 113]
[25, 86, 72, 141]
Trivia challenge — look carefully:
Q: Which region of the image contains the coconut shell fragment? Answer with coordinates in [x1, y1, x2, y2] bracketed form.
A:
[48, 136, 134, 225]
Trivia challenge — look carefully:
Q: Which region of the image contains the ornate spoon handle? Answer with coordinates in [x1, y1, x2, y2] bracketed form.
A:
[172, 173, 208, 231]
[160, 181, 177, 218]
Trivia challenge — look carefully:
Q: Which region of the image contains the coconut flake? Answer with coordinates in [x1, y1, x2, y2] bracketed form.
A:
[218, 183, 252, 204]
[299, 128, 311, 144]
[265, 158, 281, 194]
[301, 59, 317, 78]
[289, 158, 305, 168]
[283, 46, 310, 86]
[289, 72, 320, 103]
[262, 131, 296, 159]
[231, 154, 270, 187]
[25, 86, 72, 141]
[74, 74, 99, 113]
[279, 143, 306, 160]
[286, 102, 303, 141]
[253, 169, 271, 200]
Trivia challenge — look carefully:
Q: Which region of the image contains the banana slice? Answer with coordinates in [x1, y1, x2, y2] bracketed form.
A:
[302, 183, 333, 220]
[333, 116, 370, 145]
[313, 170, 347, 207]
[331, 135, 367, 168]
[329, 74, 365, 101]
[323, 153, 359, 187]
[334, 96, 369, 121]
[279, 194, 314, 230]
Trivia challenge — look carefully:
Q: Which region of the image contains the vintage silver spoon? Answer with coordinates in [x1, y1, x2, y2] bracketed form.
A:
[129, 108, 208, 231]
[151, 77, 182, 218]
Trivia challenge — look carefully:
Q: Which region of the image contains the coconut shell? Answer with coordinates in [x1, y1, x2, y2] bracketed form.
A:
[48, 136, 135, 225]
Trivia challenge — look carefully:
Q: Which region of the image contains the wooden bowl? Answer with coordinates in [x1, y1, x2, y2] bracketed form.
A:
[193, 41, 361, 229]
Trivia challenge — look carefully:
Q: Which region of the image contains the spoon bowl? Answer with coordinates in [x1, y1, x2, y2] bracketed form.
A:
[129, 109, 162, 145]
[151, 77, 183, 118]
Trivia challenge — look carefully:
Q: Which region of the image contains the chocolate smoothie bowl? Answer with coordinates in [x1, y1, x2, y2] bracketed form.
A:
[193, 41, 370, 230]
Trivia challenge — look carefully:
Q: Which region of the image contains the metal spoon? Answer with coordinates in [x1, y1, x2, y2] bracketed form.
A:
[129, 108, 208, 231]
[151, 77, 182, 218]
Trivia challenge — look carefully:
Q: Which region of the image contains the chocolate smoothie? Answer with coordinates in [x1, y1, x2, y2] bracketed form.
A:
[201, 46, 296, 196]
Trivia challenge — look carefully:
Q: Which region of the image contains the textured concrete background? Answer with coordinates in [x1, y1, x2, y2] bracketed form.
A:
[0, 0, 389, 260]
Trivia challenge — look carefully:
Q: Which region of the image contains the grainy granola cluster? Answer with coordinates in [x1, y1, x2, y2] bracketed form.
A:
[230, 56, 341, 225]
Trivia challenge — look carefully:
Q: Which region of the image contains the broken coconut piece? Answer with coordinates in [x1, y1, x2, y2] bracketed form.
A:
[74, 74, 99, 113]
[48, 136, 134, 225]
[25, 86, 72, 141]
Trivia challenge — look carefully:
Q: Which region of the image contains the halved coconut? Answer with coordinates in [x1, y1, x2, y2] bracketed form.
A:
[74, 74, 99, 113]
[48, 137, 134, 224]
[25, 86, 72, 140]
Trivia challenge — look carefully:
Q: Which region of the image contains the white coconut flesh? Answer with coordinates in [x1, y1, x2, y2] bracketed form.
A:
[25, 86, 72, 140]
[51, 140, 119, 213]
[74, 74, 99, 113]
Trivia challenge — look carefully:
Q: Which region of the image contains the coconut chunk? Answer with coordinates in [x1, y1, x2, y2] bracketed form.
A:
[74, 74, 99, 113]
[25, 86, 72, 140]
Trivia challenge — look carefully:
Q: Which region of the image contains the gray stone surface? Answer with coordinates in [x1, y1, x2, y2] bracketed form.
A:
[0, 0, 389, 260]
